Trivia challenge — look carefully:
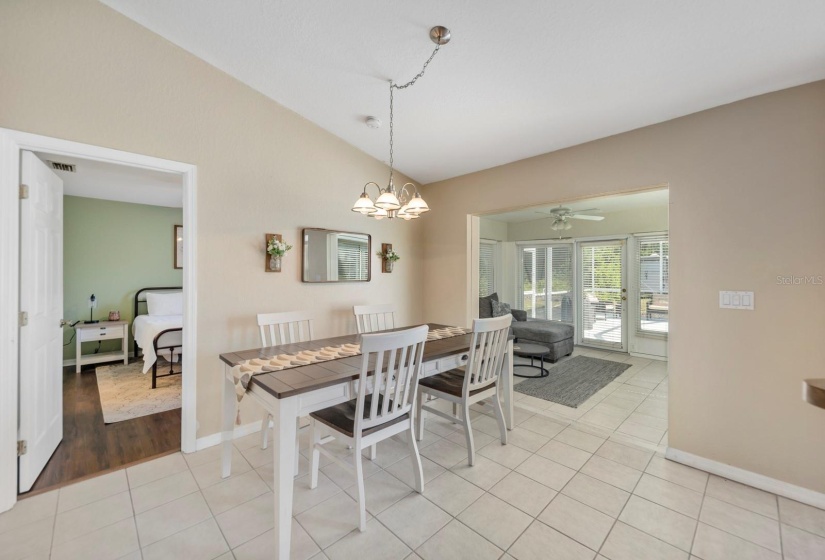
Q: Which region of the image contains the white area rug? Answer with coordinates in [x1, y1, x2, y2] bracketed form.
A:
[95, 361, 181, 423]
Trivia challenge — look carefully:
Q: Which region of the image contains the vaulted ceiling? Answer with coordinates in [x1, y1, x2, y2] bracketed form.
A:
[101, 1, 825, 184]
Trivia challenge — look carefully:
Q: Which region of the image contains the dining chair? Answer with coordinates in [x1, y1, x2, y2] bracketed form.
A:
[257, 310, 315, 451]
[416, 314, 512, 466]
[352, 303, 399, 459]
[353, 303, 397, 334]
[308, 325, 429, 532]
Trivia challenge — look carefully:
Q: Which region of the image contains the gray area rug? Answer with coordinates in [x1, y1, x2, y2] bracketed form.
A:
[515, 356, 631, 408]
[96, 361, 181, 423]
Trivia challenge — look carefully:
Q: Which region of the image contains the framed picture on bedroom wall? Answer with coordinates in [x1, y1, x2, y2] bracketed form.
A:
[174, 225, 183, 269]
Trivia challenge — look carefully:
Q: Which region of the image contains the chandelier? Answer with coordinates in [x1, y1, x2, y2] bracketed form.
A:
[352, 26, 451, 220]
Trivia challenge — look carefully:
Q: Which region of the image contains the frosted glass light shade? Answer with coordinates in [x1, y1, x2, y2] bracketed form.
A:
[397, 205, 419, 220]
[406, 194, 430, 214]
[375, 190, 401, 210]
[370, 207, 388, 220]
[351, 193, 376, 214]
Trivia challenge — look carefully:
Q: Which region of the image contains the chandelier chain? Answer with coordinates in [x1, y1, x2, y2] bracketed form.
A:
[388, 43, 441, 185]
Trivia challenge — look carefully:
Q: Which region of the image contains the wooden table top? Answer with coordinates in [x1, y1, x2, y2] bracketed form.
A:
[219, 323, 484, 400]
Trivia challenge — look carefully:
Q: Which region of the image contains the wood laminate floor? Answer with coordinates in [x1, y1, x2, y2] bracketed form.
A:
[21, 362, 180, 496]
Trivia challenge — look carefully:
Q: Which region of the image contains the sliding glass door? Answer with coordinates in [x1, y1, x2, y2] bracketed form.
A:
[580, 240, 626, 350]
[519, 244, 574, 323]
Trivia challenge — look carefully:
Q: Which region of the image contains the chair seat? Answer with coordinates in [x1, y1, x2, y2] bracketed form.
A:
[418, 368, 491, 398]
[310, 395, 408, 438]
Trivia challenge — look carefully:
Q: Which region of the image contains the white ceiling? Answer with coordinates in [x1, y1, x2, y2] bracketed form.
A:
[101, 1, 825, 184]
[485, 188, 669, 223]
[35, 153, 182, 207]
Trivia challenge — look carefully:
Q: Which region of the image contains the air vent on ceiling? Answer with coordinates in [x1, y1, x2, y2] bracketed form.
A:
[48, 161, 76, 172]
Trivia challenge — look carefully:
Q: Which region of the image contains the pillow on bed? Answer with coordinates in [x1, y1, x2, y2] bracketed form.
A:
[146, 292, 183, 316]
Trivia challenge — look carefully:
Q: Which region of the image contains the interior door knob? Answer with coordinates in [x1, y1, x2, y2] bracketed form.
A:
[60, 319, 70, 327]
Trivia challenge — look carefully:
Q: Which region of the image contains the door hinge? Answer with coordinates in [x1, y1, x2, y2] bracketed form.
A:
[19, 184, 29, 199]
[19, 311, 28, 327]
[17, 440, 27, 456]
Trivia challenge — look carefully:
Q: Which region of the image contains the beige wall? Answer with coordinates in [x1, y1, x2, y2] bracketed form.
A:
[422, 82, 825, 492]
[0, 0, 423, 438]
[479, 218, 508, 241]
[507, 205, 669, 241]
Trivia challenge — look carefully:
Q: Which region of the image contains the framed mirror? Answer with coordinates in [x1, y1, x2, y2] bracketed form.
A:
[302, 228, 371, 283]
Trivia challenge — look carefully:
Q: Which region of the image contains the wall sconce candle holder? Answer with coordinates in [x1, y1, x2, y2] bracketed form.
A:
[377, 243, 400, 273]
[265, 233, 292, 273]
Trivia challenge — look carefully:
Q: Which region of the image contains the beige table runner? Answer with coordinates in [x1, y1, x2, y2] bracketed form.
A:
[229, 326, 471, 413]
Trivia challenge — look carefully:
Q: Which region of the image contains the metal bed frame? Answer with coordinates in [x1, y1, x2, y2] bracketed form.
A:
[133, 287, 183, 389]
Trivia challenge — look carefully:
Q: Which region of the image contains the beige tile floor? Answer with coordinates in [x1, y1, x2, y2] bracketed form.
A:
[4, 347, 825, 559]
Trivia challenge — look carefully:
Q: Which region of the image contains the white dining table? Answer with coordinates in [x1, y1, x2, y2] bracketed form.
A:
[219, 324, 514, 559]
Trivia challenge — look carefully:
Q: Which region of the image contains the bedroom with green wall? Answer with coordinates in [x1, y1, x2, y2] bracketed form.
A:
[63, 196, 183, 361]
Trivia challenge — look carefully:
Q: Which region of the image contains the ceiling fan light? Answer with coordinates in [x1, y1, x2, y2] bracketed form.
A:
[351, 192, 376, 214]
[564, 221, 572, 230]
[375, 190, 401, 210]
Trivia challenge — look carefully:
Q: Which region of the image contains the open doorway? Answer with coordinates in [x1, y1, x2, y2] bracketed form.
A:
[20, 152, 185, 495]
[0, 129, 197, 511]
[472, 187, 669, 451]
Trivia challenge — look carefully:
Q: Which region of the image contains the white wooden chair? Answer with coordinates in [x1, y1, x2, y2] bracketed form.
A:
[309, 325, 428, 532]
[352, 303, 399, 458]
[257, 310, 315, 451]
[416, 315, 511, 466]
[353, 303, 397, 334]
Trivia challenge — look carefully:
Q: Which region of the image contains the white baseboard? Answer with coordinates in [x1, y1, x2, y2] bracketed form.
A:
[629, 351, 667, 361]
[194, 420, 264, 451]
[666, 447, 825, 510]
[63, 352, 136, 367]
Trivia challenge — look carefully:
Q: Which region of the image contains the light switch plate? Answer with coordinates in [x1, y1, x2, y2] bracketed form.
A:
[719, 291, 754, 310]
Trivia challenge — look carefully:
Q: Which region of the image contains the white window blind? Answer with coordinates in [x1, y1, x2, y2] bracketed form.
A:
[580, 242, 624, 346]
[519, 244, 574, 322]
[479, 240, 496, 297]
[337, 237, 369, 281]
[636, 234, 669, 335]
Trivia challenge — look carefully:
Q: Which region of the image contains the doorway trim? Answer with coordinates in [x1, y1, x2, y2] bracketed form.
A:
[0, 128, 198, 512]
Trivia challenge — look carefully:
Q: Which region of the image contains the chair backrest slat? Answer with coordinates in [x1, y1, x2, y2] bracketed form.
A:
[463, 315, 512, 396]
[353, 303, 398, 334]
[257, 310, 316, 346]
[354, 325, 428, 434]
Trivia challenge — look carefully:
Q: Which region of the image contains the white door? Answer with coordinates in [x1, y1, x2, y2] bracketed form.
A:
[18, 151, 64, 492]
[579, 240, 627, 351]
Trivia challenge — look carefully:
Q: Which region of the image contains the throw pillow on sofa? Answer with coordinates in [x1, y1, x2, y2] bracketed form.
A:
[479, 292, 499, 318]
[491, 300, 511, 317]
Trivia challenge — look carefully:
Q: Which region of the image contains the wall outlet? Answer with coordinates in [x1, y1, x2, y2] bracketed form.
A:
[719, 291, 754, 310]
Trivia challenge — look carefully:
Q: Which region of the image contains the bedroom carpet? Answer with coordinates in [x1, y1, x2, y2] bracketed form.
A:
[514, 355, 631, 407]
[96, 361, 181, 423]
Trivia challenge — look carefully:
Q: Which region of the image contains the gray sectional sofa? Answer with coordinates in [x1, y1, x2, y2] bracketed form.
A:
[479, 293, 574, 363]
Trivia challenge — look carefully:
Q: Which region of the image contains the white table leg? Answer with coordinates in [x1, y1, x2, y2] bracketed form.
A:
[503, 340, 514, 430]
[271, 395, 299, 559]
[221, 365, 237, 478]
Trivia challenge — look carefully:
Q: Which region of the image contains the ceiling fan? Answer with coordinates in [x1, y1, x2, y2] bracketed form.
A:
[536, 206, 605, 231]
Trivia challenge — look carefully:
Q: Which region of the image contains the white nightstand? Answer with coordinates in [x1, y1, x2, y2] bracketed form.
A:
[75, 320, 129, 373]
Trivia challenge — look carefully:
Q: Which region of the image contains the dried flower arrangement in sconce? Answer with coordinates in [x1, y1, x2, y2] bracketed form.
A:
[265, 234, 292, 273]
[377, 243, 400, 273]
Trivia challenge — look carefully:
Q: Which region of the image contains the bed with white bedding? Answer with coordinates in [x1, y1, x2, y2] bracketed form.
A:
[133, 287, 183, 387]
